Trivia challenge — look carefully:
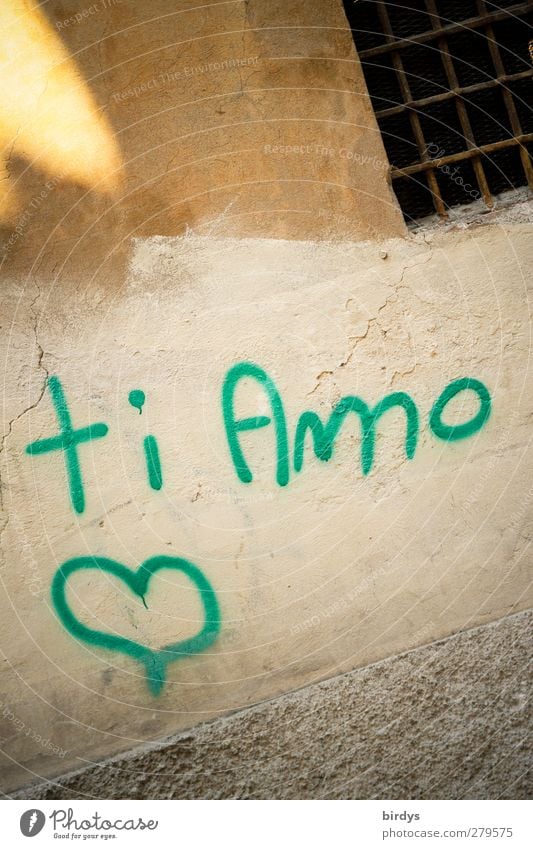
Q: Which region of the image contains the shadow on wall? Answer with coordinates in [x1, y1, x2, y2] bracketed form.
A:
[0, 0, 406, 275]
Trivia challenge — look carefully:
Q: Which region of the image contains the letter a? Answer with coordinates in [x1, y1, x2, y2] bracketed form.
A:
[222, 362, 289, 486]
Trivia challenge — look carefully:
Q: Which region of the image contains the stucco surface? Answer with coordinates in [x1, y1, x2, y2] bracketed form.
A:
[1, 223, 532, 791]
[1, 0, 405, 285]
[1, 0, 531, 803]
[12, 610, 532, 800]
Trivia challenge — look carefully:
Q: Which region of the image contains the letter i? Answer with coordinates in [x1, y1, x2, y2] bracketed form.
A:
[128, 390, 163, 490]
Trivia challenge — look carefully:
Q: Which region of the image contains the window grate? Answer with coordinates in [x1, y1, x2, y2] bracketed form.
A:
[343, 0, 533, 221]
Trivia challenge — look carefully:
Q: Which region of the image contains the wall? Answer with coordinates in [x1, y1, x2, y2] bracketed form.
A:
[0, 0, 405, 285]
[0, 0, 531, 797]
[16, 611, 532, 799]
[1, 219, 533, 792]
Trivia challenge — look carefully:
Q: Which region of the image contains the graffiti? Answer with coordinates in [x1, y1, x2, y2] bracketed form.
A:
[26, 367, 492, 502]
[222, 362, 492, 484]
[128, 389, 163, 489]
[144, 435, 163, 490]
[19, 363, 491, 695]
[222, 361, 290, 486]
[26, 362, 491, 500]
[294, 392, 418, 476]
[26, 378, 167, 511]
[51, 555, 221, 695]
[25, 376, 108, 514]
[128, 388, 145, 414]
[429, 377, 491, 441]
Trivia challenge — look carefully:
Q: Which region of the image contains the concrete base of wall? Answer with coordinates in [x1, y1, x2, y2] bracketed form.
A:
[13, 610, 531, 800]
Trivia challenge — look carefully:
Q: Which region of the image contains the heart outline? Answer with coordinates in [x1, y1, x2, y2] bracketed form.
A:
[51, 555, 221, 695]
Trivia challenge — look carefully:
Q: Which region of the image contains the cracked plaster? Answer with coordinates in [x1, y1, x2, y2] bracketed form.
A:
[0, 221, 532, 792]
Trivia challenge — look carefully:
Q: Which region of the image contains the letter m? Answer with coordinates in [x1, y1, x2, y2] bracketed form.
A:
[294, 392, 418, 476]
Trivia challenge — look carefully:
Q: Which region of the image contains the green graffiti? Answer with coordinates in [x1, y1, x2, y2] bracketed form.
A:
[51, 555, 221, 696]
[144, 435, 163, 490]
[221, 362, 492, 485]
[127, 390, 163, 490]
[24, 369, 493, 514]
[25, 376, 108, 514]
[222, 361, 290, 486]
[128, 389, 146, 414]
[429, 377, 491, 441]
[294, 392, 419, 476]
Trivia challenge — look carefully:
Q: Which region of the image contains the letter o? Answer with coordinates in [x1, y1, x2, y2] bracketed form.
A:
[429, 377, 491, 441]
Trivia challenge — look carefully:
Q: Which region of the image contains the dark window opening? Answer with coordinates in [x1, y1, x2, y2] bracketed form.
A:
[342, 0, 533, 222]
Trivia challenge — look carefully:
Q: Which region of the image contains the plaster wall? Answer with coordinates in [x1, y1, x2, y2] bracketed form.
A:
[1, 0, 405, 285]
[1, 221, 532, 792]
[0, 0, 531, 798]
[16, 611, 532, 800]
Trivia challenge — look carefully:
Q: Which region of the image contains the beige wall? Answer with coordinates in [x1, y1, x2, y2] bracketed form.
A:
[16, 611, 532, 800]
[1, 221, 533, 791]
[0, 0, 531, 795]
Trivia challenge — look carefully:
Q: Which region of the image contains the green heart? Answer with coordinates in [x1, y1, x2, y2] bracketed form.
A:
[51, 555, 221, 696]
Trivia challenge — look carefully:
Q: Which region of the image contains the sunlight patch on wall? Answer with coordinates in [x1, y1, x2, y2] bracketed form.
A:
[0, 0, 122, 220]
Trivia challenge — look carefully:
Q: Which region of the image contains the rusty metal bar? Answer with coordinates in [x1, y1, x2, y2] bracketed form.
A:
[358, 2, 532, 59]
[376, 0, 448, 217]
[376, 69, 533, 120]
[390, 133, 533, 178]
[476, 0, 533, 188]
[424, 0, 493, 208]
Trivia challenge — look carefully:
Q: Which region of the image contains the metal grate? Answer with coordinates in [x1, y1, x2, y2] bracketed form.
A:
[343, 0, 533, 221]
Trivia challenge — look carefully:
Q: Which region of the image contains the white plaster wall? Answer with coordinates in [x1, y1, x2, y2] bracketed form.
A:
[1, 221, 532, 789]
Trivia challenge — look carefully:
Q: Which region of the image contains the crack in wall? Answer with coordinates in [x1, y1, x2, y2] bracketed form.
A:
[341, 246, 434, 373]
[305, 245, 434, 398]
[0, 287, 49, 555]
